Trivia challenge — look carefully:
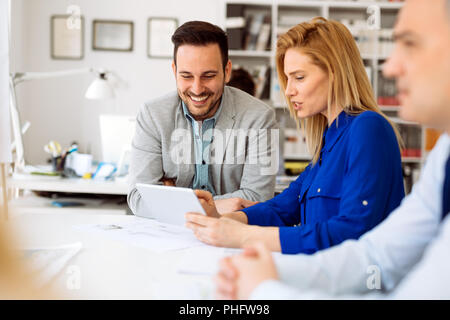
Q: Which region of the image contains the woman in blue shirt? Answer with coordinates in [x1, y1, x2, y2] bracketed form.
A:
[185, 17, 405, 254]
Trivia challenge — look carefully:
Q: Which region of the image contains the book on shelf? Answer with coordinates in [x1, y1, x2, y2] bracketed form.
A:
[283, 128, 309, 160]
[284, 160, 310, 176]
[425, 128, 442, 152]
[226, 4, 246, 50]
[364, 66, 372, 83]
[378, 96, 400, 106]
[252, 64, 270, 99]
[378, 74, 399, 106]
[270, 77, 283, 106]
[255, 15, 271, 51]
[399, 124, 422, 158]
[226, 4, 271, 52]
[244, 13, 266, 51]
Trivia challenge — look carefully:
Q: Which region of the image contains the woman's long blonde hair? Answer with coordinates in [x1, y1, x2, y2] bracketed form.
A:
[276, 17, 402, 164]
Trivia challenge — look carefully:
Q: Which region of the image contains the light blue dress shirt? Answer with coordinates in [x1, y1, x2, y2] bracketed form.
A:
[250, 134, 450, 299]
[182, 100, 223, 195]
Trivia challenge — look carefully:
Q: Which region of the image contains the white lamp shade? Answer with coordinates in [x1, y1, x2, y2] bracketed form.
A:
[85, 78, 115, 100]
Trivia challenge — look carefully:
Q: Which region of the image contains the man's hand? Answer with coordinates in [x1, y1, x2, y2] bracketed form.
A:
[160, 178, 175, 186]
[215, 243, 278, 300]
[215, 198, 259, 214]
[194, 190, 221, 218]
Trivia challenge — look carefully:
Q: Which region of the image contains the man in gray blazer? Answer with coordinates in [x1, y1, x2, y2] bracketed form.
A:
[128, 21, 278, 216]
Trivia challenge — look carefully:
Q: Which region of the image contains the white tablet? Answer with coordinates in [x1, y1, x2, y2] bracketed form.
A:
[135, 183, 206, 226]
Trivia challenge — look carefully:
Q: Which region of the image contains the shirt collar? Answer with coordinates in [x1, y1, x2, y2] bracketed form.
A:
[322, 111, 354, 152]
[182, 97, 224, 125]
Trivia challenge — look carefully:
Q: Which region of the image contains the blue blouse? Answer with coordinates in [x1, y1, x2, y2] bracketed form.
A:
[242, 111, 405, 254]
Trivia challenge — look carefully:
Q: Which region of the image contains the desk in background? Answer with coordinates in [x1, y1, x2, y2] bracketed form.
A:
[8, 172, 296, 215]
[8, 173, 130, 215]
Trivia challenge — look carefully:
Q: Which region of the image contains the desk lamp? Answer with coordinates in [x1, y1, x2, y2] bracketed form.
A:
[9, 68, 117, 173]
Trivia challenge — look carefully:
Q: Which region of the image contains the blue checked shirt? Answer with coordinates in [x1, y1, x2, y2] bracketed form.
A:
[182, 100, 223, 195]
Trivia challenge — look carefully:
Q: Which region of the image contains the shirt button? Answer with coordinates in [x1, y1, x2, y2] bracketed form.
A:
[362, 200, 368, 206]
[201, 185, 206, 189]
[317, 188, 321, 193]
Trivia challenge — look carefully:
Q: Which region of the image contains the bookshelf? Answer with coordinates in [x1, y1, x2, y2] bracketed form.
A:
[222, 0, 439, 193]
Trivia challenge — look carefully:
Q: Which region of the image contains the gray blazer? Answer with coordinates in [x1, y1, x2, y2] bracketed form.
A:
[127, 86, 278, 215]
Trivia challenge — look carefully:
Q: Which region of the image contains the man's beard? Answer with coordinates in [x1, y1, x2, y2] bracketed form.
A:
[180, 88, 223, 120]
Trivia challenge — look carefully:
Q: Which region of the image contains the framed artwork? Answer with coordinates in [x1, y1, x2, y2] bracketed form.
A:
[51, 15, 84, 60]
[92, 20, 134, 52]
[147, 17, 178, 58]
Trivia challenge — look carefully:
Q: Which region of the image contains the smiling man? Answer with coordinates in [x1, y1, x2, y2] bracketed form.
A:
[128, 21, 278, 217]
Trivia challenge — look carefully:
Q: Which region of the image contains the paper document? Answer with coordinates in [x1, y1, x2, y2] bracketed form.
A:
[74, 217, 206, 253]
[20, 242, 83, 288]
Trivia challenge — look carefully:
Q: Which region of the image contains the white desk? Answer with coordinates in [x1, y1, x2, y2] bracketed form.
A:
[9, 173, 128, 195]
[8, 174, 130, 215]
[9, 212, 214, 299]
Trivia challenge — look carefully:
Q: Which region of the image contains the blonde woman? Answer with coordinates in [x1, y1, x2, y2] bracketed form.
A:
[185, 17, 405, 254]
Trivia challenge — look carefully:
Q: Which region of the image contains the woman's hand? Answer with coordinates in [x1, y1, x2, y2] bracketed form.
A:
[194, 189, 259, 216]
[185, 214, 251, 248]
[215, 198, 259, 214]
[215, 243, 278, 300]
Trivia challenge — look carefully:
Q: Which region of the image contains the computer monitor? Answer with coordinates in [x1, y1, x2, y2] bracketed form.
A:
[99, 114, 136, 175]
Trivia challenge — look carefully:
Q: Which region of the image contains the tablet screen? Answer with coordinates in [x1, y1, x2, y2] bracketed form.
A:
[136, 183, 206, 226]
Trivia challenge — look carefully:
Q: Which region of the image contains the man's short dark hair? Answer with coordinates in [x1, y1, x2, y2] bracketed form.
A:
[171, 21, 229, 71]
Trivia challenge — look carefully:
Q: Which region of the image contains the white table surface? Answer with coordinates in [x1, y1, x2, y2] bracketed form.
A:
[8, 211, 215, 299]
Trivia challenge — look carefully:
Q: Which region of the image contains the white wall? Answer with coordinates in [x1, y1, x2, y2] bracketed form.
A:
[11, 0, 221, 164]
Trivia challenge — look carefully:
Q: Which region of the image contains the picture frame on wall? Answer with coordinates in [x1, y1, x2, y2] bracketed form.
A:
[51, 15, 84, 60]
[92, 20, 134, 52]
[147, 17, 178, 58]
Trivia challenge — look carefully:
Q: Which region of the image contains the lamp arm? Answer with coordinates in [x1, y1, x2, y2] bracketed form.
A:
[11, 67, 103, 86]
[9, 75, 25, 171]
[9, 67, 103, 172]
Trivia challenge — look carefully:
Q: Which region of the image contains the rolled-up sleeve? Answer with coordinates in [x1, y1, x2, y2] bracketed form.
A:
[279, 115, 404, 254]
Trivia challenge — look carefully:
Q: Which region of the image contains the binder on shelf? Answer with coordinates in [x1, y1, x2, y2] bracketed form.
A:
[399, 125, 422, 158]
[226, 4, 245, 50]
[283, 128, 309, 160]
[252, 64, 269, 99]
[255, 16, 271, 51]
[425, 128, 442, 152]
[245, 13, 265, 51]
